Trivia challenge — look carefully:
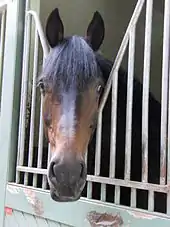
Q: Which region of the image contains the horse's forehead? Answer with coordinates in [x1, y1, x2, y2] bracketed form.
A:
[44, 85, 97, 115]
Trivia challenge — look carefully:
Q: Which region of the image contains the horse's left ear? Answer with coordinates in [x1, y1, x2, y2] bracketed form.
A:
[86, 11, 105, 51]
[46, 8, 64, 48]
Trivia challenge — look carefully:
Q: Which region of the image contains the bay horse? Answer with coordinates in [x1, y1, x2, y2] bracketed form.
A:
[38, 8, 164, 212]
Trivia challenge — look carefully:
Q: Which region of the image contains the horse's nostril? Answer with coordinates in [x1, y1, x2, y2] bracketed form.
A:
[80, 162, 85, 179]
[48, 159, 86, 188]
[49, 161, 56, 177]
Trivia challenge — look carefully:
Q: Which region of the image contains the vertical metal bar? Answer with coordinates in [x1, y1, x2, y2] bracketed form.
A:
[87, 182, 92, 199]
[167, 193, 170, 215]
[114, 185, 120, 204]
[124, 26, 136, 180]
[47, 144, 51, 165]
[94, 113, 102, 175]
[100, 183, 106, 202]
[42, 175, 47, 189]
[38, 51, 46, 188]
[27, 10, 49, 58]
[141, 0, 153, 183]
[16, 0, 31, 183]
[44, 143, 51, 189]
[24, 27, 39, 185]
[160, 0, 170, 185]
[34, 94, 44, 187]
[167, 50, 170, 215]
[0, 10, 6, 106]
[85, 148, 88, 166]
[40, 55, 50, 189]
[109, 70, 119, 178]
[42, 143, 51, 189]
[131, 188, 136, 207]
[148, 190, 154, 212]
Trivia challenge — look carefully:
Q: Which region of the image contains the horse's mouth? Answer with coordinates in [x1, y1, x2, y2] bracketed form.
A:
[50, 189, 81, 202]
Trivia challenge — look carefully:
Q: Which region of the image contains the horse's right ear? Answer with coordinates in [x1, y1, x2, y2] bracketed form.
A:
[46, 8, 64, 48]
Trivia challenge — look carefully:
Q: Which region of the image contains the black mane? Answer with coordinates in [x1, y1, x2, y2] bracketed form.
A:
[95, 53, 161, 124]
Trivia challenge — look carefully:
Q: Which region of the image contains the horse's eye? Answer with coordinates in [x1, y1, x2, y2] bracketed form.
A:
[97, 84, 103, 94]
[90, 124, 95, 129]
[39, 81, 44, 91]
[44, 114, 51, 127]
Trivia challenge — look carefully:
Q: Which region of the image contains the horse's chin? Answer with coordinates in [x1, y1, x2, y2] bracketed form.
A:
[50, 189, 81, 202]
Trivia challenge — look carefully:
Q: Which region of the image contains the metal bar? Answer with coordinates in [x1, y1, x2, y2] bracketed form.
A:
[47, 144, 51, 165]
[34, 94, 44, 187]
[0, 10, 6, 106]
[86, 175, 167, 193]
[24, 26, 39, 186]
[100, 183, 106, 202]
[0, 3, 7, 13]
[37, 95, 44, 166]
[87, 182, 92, 199]
[17, 166, 46, 175]
[109, 70, 118, 178]
[124, 25, 136, 180]
[85, 148, 88, 166]
[131, 188, 136, 207]
[43, 143, 51, 189]
[114, 186, 120, 204]
[167, 44, 170, 215]
[141, 0, 153, 183]
[167, 194, 170, 215]
[94, 112, 102, 175]
[16, 167, 169, 193]
[42, 175, 47, 189]
[27, 10, 49, 58]
[16, 0, 31, 184]
[39, 54, 50, 190]
[44, 143, 51, 189]
[148, 190, 154, 212]
[160, 0, 170, 185]
[98, 0, 145, 115]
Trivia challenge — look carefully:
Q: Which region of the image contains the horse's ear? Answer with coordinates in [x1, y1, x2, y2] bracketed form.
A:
[46, 8, 64, 48]
[86, 11, 105, 51]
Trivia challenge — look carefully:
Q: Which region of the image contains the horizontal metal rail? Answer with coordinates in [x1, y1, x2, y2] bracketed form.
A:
[17, 165, 169, 193]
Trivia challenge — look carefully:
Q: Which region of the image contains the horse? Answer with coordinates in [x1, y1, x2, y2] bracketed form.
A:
[34, 8, 164, 212]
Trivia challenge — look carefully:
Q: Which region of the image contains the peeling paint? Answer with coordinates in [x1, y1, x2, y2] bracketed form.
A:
[24, 188, 44, 216]
[87, 211, 123, 226]
[7, 185, 19, 194]
[5, 207, 13, 216]
[127, 210, 157, 220]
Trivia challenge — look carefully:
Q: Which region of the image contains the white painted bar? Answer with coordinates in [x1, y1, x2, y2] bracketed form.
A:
[141, 0, 153, 183]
